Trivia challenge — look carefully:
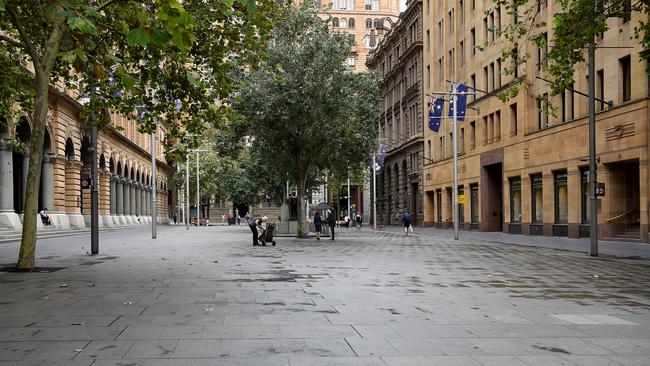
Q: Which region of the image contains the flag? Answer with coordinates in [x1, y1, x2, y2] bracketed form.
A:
[448, 83, 469, 122]
[428, 95, 444, 132]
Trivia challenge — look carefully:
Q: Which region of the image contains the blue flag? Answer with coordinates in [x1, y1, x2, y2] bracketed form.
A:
[448, 83, 469, 122]
[428, 95, 444, 132]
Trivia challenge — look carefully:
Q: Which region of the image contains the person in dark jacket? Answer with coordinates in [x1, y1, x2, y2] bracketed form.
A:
[313, 211, 323, 241]
[326, 209, 336, 240]
[402, 211, 412, 237]
[249, 216, 267, 246]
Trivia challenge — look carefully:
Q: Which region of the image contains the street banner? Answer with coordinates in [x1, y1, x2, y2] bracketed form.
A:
[428, 95, 444, 132]
[448, 82, 469, 122]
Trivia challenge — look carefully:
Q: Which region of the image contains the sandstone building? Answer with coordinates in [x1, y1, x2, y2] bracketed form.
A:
[421, 1, 649, 242]
[367, 0, 424, 225]
[0, 89, 172, 232]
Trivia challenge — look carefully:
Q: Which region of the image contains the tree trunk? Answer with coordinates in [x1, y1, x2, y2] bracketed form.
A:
[295, 153, 307, 237]
[16, 72, 50, 270]
[16, 24, 64, 270]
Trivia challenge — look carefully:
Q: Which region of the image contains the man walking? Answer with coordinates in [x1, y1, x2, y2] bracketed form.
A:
[249, 216, 267, 246]
[326, 209, 336, 240]
[402, 210, 412, 237]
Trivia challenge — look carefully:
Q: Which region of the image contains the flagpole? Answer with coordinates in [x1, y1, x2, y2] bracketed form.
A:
[452, 84, 459, 241]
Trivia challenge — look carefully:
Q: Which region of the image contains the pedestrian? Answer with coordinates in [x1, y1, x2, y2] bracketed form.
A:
[249, 216, 267, 246]
[221, 213, 226, 224]
[173, 212, 177, 225]
[313, 211, 323, 240]
[235, 209, 240, 225]
[245, 212, 250, 225]
[326, 208, 336, 240]
[402, 210, 412, 237]
[356, 212, 362, 230]
[344, 214, 350, 229]
[227, 212, 232, 225]
[39, 208, 52, 226]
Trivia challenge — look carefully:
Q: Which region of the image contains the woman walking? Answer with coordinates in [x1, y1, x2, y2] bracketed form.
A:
[313, 211, 323, 240]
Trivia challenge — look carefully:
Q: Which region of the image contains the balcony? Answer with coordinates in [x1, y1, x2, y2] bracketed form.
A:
[404, 82, 419, 100]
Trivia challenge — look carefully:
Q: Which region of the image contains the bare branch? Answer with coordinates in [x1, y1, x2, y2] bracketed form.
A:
[0, 33, 25, 49]
[5, 4, 40, 68]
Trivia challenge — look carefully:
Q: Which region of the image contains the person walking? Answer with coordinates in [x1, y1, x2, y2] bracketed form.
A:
[326, 209, 336, 240]
[402, 210, 412, 237]
[344, 214, 350, 229]
[356, 212, 362, 230]
[221, 213, 226, 224]
[313, 211, 323, 241]
[245, 212, 250, 225]
[235, 209, 240, 225]
[249, 216, 267, 246]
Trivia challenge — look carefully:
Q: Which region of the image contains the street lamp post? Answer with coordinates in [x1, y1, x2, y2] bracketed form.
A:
[151, 128, 157, 239]
[186, 156, 190, 230]
[196, 149, 200, 226]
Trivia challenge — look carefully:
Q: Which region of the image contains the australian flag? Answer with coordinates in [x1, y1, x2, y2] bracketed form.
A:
[448, 83, 469, 122]
[428, 95, 444, 132]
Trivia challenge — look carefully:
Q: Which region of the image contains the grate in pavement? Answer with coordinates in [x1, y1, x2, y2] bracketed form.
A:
[0, 266, 66, 273]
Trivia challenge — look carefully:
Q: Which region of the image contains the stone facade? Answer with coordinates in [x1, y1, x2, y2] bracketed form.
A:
[421, 1, 650, 241]
[367, 0, 424, 226]
[0, 89, 172, 231]
[320, 0, 401, 73]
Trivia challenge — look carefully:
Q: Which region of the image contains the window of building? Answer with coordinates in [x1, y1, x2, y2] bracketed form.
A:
[494, 110, 501, 142]
[348, 33, 356, 45]
[488, 12, 494, 42]
[439, 57, 444, 81]
[460, 0, 465, 24]
[436, 189, 442, 222]
[596, 69, 604, 110]
[427, 0, 430, 14]
[348, 18, 355, 28]
[426, 65, 430, 88]
[622, 0, 631, 22]
[346, 54, 356, 68]
[536, 33, 548, 72]
[510, 103, 517, 136]
[531, 173, 543, 223]
[449, 49, 454, 75]
[365, 18, 372, 28]
[471, 0, 475, 10]
[372, 0, 380, 11]
[374, 18, 381, 28]
[483, 17, 488, 43]
[489, 62, 495, 91]
[495, 6, 501, 30]
[460, 127, 465, 153]
[438, 21, 443, 45]
[470, 28, 475, 54]
[580, 167, 589, 224]
[458, 185, 465, 223]
[426, 30, 430, 52]
[620, 55, 631, 102]
[365, 0, 372, 10]
[496, 58, 501, 88]
[439, 136, 444, 159]
[427, 140, 432, 161]
[470, 121, 476, 149]
[470, 184, 479, 223]
[510, 177, 522, 222]
[568, 82, 575, 120]
[554, 170, 568, 224]
[449, 9, 454, 32]
[470, 74, 476, 101]
[536, 94, 548, 130]
[460, 40, 465, 65]
[340, 18, 347, 28]
[483, 66, 489, 91]
[332, 17, 339, 28]
[482, 116, 488, 145]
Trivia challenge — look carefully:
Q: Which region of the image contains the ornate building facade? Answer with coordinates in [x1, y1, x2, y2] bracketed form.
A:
[367, 0, 423, 225]
[0, 88, 172, 231]
[422, 1, 650, 241]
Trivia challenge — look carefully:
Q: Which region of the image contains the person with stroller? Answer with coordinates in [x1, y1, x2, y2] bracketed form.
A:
[313, 211, 323, 240]
[249, 216, 267, 246]
[402, 210, 412, 237]
[326, 209, 336, 240]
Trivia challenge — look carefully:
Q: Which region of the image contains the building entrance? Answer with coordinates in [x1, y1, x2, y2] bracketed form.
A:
[481, 162, 503, 232]
[605, 160, 640, 239]
[411, 182, 418, 224]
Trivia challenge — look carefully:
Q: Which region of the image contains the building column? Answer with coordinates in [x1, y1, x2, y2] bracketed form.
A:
[139, 185, 144, 216]
[129, 180, 136, 216]
[123, 179, 130, 217]
[65, 159, 84, 228]
[567, 167, 581, 238]
[0, 139, 20, 229]
[110, 175, 117, 215]
[116, 177, 123, 216]
[41, 153, 55, 212]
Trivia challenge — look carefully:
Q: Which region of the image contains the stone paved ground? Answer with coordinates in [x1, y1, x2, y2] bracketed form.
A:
[0, 225, 649, 365]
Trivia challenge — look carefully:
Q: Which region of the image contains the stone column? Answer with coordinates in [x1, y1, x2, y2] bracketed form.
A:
[41, 154, 55, 212]
[65, 159, 84, 229]
[147, 188, 151, 216]
[129, 180, 135, 216]
[123, 179, 130, 217]
[110, 175, 117, 214]
[115, 178, 123, 215]
[0, 140, 20, 229]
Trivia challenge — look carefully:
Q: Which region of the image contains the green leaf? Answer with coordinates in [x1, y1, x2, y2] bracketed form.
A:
[84, 5, 101, 18]
[151, 29, 170, 45]
[0, 0, 6, 11]
[186, 70, 201, 87]
[119, 73, 136, 91]
[67, 16, 99, 36]
[225, 0, 234, 7]
[126, 28, 150, 46]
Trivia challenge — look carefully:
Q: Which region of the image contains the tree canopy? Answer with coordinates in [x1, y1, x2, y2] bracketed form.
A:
[235, 1, 380, 235]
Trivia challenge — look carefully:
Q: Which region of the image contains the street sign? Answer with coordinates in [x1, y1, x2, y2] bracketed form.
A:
[595, 182, 605, 197]
[81, 176, 91, 189]
[458, 195, 466, 204]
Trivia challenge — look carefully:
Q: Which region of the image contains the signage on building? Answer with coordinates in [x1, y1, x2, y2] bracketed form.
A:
[595, 182, 605, 197]
[458, 195, 466, 204]
[81, 175, 91, 189]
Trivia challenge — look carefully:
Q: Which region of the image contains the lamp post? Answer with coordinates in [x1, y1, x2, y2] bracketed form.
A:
[151, 127, 157, 239]
[79, 94, 99, 254]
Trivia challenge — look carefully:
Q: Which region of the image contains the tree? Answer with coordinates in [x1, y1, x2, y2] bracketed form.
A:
[0, 0, 276, 269]
[492, 0, 649, 102]
[236, 1, 380, 236]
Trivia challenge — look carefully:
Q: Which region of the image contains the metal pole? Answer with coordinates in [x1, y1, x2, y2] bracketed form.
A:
[373, 153, 377, 230]
[452, 84, 459, 240]
[90, 112, 99, 254]
[347, 176, 351, 217]
[151, 129, 157, 239]
[196, 149, 200, 226]
[588, 41, 598, 256]
[185, 156, 190, 230]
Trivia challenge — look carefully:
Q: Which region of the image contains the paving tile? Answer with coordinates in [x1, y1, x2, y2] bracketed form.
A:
[123, 340, 178, 358]
[382, 356, 482, 366]
[74, 340, 133, 359]
[346, 338, 399, 356]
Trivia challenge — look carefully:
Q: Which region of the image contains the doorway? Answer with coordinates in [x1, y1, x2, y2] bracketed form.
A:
[481, 162, 503, 232]
[605, 160, 640, 238]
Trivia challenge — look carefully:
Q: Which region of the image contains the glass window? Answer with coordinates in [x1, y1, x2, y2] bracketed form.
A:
[458, 186, 465, 223]
[374, 18, 381, 29]
[554, 171, 568, 224]
[365, 0, 372, 10]
[470, 184, 479, 223]
[436, 189, 442, 222]
[510, 177, 521, 222]
[340, 18, 347, 28]
[366, 18, 372, 28]
[531, 173, 543, 222]
[372, 0, 380, 11]
[332, 17, 339, 28]
[349, 18, 355, 28]
[581, 168, 590, 224]
[620, 55, 631, 102]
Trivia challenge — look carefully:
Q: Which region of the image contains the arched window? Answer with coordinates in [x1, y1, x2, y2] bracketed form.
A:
[349, 18, 355, 28]
[374, 18, 381, 29]
[365, 18, 372, 28]
[332, 17, 339, 28]
[340, 18, 347, 28]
